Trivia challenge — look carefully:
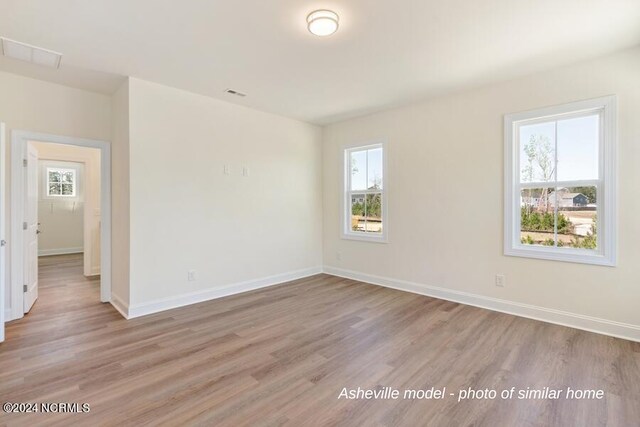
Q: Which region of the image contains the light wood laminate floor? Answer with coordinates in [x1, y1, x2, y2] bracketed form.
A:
[1, 254, 639, 426]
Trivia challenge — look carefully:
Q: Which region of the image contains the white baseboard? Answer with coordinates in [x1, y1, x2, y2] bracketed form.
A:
[109, 293, 129, 319]
[38, 247, 83, 256]
[86, 266, 101, 277]
[126, 266, 323, 319]
[323, 266, 640, 343]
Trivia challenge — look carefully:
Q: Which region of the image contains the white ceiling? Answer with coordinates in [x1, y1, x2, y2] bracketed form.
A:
[1, 0, 639, 124]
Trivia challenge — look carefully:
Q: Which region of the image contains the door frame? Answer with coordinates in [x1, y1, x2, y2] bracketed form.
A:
[9, 131, 111, 321]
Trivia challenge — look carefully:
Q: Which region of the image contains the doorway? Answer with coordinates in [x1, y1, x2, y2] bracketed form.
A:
[8, 131, 111, 322]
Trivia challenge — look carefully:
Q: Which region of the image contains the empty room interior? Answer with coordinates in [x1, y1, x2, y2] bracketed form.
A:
[0, 1, 639, 426]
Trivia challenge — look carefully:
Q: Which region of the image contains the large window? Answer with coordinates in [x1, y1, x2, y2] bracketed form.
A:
[46, 167, 76, 197]
[504, 96, 616, 266]
[343, 143, 387, 242]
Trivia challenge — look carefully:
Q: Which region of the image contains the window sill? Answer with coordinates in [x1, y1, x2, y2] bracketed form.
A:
[504, 246, 615, 267]
[341, 233, 388, 244]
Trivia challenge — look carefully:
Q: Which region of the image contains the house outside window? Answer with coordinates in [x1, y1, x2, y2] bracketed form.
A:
[504, 96, 616, 266]
[343, 142, 387, 242]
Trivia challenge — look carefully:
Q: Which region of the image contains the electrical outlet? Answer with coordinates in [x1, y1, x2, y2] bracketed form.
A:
[495, 274, 505, 287]
[223, 164, 231, 175]
[243, 166, 250, 177]
[188, 270, 197, 282]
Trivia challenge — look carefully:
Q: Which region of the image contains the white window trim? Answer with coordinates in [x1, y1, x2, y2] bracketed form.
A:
[504, 95, 617, 266]
[46, 166, 77, 198]
[341, 141, 388, 243]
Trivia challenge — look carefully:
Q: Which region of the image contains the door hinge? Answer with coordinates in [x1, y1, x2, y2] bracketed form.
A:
[23, 158, 27, 167]
[23, 285, 27, 293]
[23, 222, 27, 230]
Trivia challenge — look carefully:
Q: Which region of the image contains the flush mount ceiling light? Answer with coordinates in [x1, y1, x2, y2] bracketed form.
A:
[1, 37, 62, 69]
[307, 10, 339, 37]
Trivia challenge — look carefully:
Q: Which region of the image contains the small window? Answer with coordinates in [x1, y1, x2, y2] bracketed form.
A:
[504, 96, 616, 266]
[343, 142, 387, 242]
[46, 167, 76, 197]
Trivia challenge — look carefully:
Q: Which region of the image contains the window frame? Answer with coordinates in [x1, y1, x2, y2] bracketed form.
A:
[342, 141, 388, 243]
[46, 167, 77, 198]
[504, 95, 616, 266]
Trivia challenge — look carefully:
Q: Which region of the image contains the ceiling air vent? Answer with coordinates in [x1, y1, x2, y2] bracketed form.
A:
[225, 89, 247, 97]
[1, 37, 62, 69]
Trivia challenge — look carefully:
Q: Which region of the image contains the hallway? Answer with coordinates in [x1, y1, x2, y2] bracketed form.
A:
[25, 254, 102, 318]
[2, 253, 114, 346]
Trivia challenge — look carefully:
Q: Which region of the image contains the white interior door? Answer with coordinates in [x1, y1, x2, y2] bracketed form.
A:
[23, 143, 38, 313]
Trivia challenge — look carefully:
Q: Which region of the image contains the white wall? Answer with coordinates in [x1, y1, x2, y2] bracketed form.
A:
[0, 71, 111, 319]
[126, 78, 323, 307]
[322, 47, 640, 337]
